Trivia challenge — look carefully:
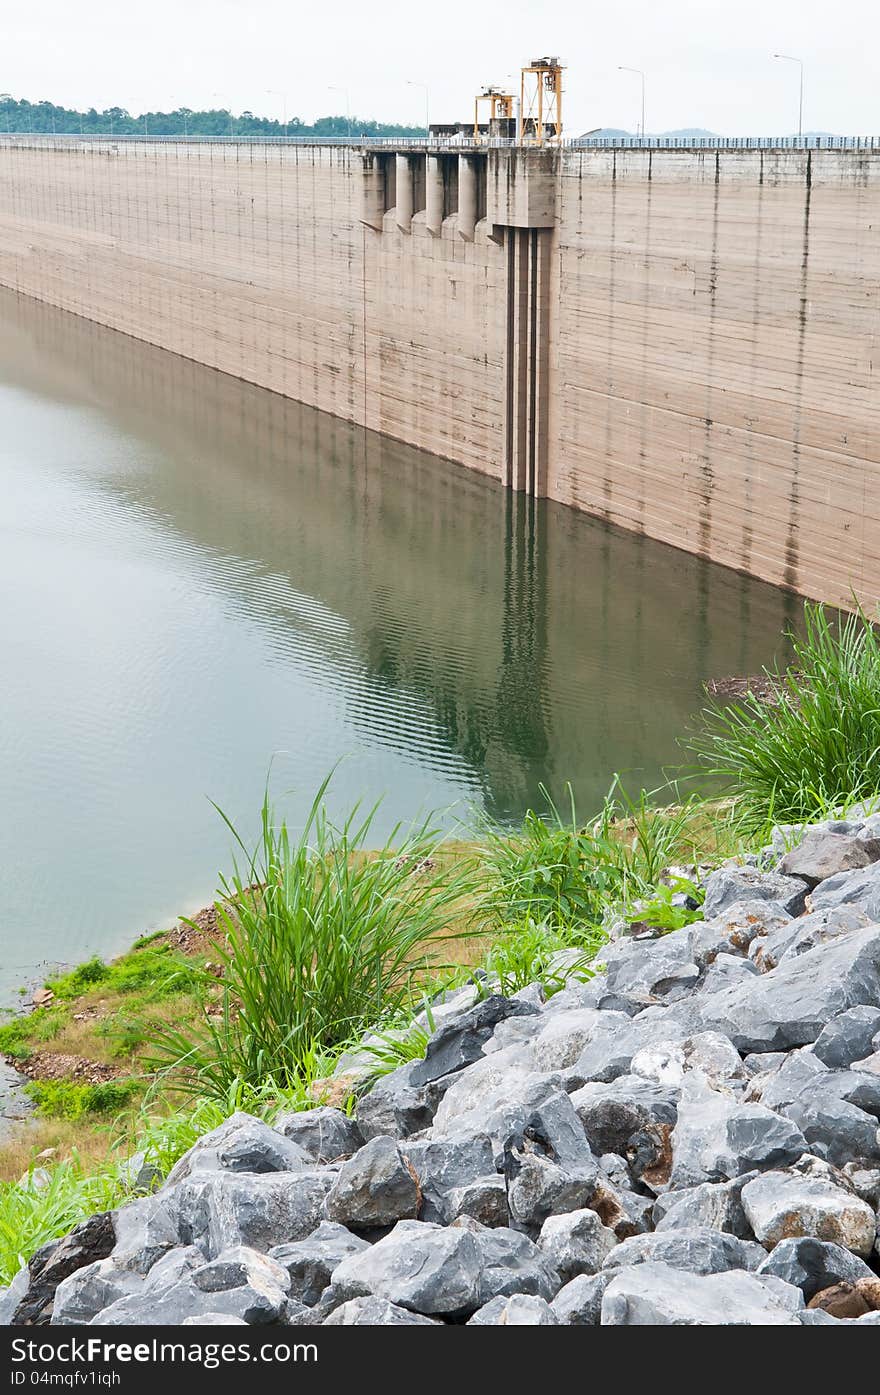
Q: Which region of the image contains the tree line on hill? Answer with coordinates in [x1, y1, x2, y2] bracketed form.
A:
[0, 96, 424, 139]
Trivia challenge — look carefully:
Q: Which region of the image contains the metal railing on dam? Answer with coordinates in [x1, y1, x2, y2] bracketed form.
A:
[1, 132, 878, 152]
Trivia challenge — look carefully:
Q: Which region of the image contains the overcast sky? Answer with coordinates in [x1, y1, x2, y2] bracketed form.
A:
[4, 0, 879, 135]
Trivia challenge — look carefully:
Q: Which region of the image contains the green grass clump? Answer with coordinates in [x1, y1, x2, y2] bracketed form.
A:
[0, 1158, 126, 1285]
[479, 781, 704, 931]
[46, 946, 202, 1005]
[24, 1079, 140, 1121]
[146, 777, 478, 1102]
[691, 604, 880, 833]
[482, 915, 605, 997]
[0, 1011, 64, 1061]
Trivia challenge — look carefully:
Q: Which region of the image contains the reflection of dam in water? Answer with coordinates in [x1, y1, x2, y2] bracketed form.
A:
[0, 288, 801, 994]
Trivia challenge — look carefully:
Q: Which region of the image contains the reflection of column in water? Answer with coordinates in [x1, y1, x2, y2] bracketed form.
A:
[485, 490, 552, 822]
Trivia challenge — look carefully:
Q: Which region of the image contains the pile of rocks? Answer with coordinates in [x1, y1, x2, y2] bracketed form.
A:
[4, 812, 880, 1327]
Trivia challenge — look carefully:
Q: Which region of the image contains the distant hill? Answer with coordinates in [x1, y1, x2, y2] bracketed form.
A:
[0, 95, 424, 139]
[579, 127, 719, 140]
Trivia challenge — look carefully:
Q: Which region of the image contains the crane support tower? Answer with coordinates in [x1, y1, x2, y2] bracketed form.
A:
[473, 87, 516, 142]
[519, 56, 564, 144]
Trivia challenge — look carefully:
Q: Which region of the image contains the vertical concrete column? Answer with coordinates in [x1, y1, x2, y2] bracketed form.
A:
[359, 154, 385, 231]
[458, 155, 477, 240]
[426, 155, 444, 236]
[395, 154, 413, 232]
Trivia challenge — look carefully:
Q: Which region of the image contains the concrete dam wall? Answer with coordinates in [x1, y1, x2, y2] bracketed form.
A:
[0, 136, 877, 608]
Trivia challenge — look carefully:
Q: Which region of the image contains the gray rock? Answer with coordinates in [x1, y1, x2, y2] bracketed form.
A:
[205, 1170, 336, 1255]
[505, 1151, 596, 1229]
[702, 867, 809, 920]
[94, 1251, 290, 1326]
[778, 830, 880, 888]
[9, 1211, 116, 1324]
[0, 1268, 31, 1326]
[601, 928, 698, 1001]
[653, 1174, 759, 1239]
[742, 1169, 877, 1255]
[331, 1219, 482, 1317]
[355, 1060, 444, 1142]
[798, 1309, 843, 1325]
[696, 925, 880, 1052]
[669, 1076, 807, 1188]
[698, 954, 760, 995]
[324, 1135, 419, 1229]
[743, 1051, 789, 1077]
[810, 857, 880, 917]
[190, 1246, 290, 1297]
[842, 1165, 880, 1206]
[537, 1209, 618, 1282]
[522, 1090, 597, 1170]
[410, 994, 539, 1085]
[690, 900, 791, 968]
[403, 1134, 496, 1223]
[142, 1246, 205, 1293]
[430, 1048, 565, 1157]
[527, 1009, 605, 1070]
[571, 1076, 678, 1157]
[756, 906, 871, 971]
[110, 1192, 182, 1275]
[813, 1006, 880, 1069]
[457, 1219, 557, 1301]
[550, 1272, 612, 1325]
[573, 1006, 700, 1086]
[446, 1176, 510, 1228]
[50, 1259, 143, 1326]
[269, 1221, 369, 1306]
[779, 1090, 880, 1168]
[630, 1033, 745, 1093]
[601, 1260, 804, 1325]
[467, 1294, 558, 1325]
[322, 1297, 440, 1325]
[273, 1107, 364, 1162]
[165, 1112, 310, 1184]
[602, 1226, 764, 1275]
[755, 1237, 876, 1299]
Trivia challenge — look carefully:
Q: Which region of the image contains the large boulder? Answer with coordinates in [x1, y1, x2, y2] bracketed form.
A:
[690, 900, 791, 968]
[702, 867, 809, 920]
[812, 1006, 880, 1069]
[7, 1211, 116, 1325]
[810, 858, 880, 917]
[50, 1259, 143, 1326]
[755, 1237, 877, 1299]
[409, 995, 539, 1086]
[652, 1174, 759, 1239]
[457, 1219, 557, 1302]
[203, 1170, 336, 1255]
[600, 929, 699, 1003]
[324, 1136, 419, 1229]
[550, 1272, 612, 1325]
[669, 1075, 807, 1188]
[696, 926, 880, 1052]
[269, 1222, 369, 1305]
[756, 906, 871, 972]
[741, 1168, 877, 1256]
[778, 830, 880, 888]
[93, 1247, 290, 1326]
[602, 1227, 764, 1276]
[330, 1219, 483, 1317]
[273, 1107, 364, 1163]
[322, 1297, 440, 1325]
[355, 1061, 449, 1142]
[537, 1209, 618, 1283]
[165, 1113, 310, 1184]
[601, 1261, 804, 1325]
[402, 1134, 496, 1224]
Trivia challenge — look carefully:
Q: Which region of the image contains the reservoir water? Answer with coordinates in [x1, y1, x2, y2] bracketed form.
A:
[0, 289, 803, 1005]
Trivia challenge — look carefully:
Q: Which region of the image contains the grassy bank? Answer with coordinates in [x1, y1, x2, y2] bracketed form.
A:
[3, 601, 879, 1284]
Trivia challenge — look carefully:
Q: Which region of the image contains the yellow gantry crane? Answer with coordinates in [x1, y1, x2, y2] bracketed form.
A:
[519, 56, 564, 144]
[473, 87, 516, 142]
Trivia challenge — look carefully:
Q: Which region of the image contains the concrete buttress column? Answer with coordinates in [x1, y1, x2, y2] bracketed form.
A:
[359, 154, 385, 231]
[458, 155, 477, 240]
[426, 155, 444, 236]
[395, 154, 413, 232]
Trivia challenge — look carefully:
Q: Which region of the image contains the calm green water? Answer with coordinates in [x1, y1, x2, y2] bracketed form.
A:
[0, 289, 802, 1007]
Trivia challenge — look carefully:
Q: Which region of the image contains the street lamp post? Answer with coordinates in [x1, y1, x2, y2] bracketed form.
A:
[618, 66, 646, 139]
[266, 89, 289, 136]
[328, 86, 352, 139]
[406, 80, 430, 138]
[773, 53, 804, 142]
